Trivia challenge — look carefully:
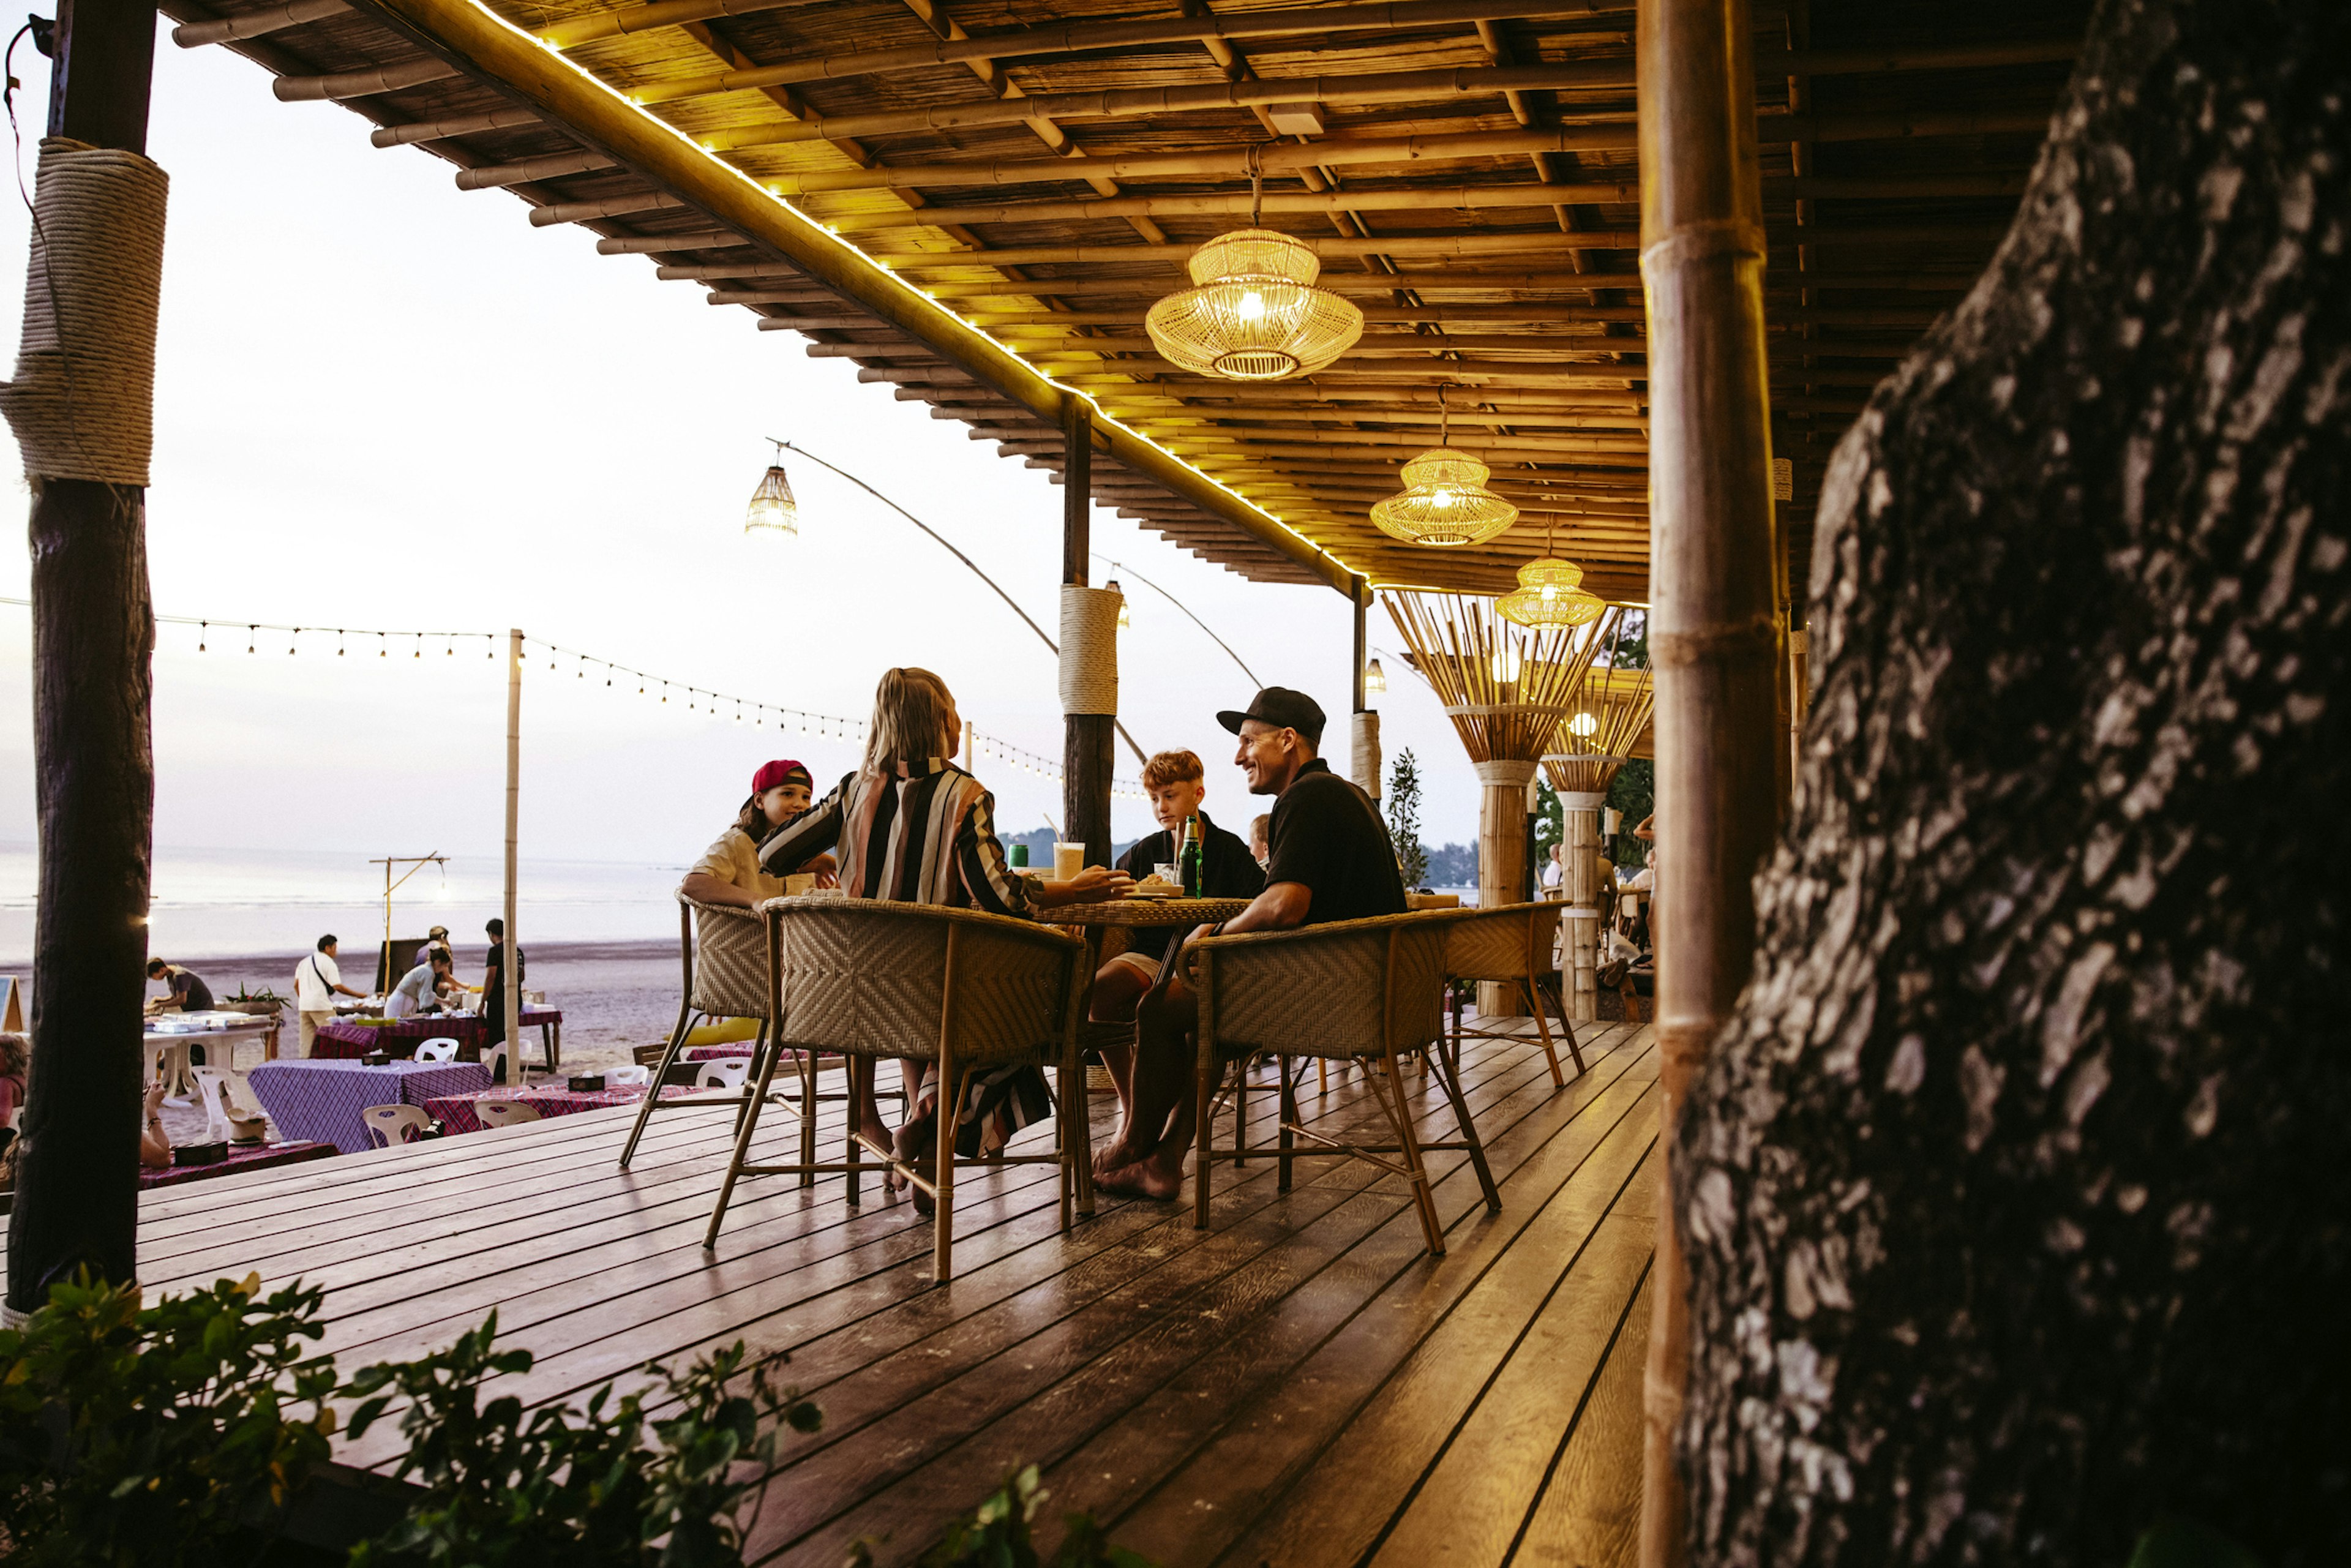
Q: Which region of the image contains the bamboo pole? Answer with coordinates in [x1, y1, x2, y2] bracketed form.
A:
[1633, 0, 1784, 1560]
[503, 629, 523, 1081]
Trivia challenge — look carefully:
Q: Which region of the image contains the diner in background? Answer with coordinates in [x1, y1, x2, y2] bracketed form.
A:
[293, 934, 365, 1057]
[680, 758, 834, 909]
[0, 1031, 25, 1142]
[1249, 812, 1272, 871]
[140, 1079, 171, 1169]
[759, 666, 1130, 1209]
[1090, 749, 1265, 1137]
[1096, 686, 1406, 1200]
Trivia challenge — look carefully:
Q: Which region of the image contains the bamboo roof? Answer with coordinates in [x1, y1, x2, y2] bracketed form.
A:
[165, 0, 2090, 598]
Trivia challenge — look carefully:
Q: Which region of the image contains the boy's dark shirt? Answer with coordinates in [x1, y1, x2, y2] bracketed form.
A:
[1114, 809, 1265, 961]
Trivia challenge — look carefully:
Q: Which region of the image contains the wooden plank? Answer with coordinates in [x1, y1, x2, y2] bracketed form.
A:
[1509, 1270, 1654, 1568]
[776, 1033, 1654, 1564]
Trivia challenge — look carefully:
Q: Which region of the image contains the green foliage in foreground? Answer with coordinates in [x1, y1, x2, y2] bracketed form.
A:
[0, 1272, 1155, 1568]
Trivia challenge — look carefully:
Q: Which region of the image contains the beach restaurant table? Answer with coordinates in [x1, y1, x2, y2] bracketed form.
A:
[247, 1059, 493, 1153]
[425, 1082, 702, 1136]
[146, 1013, 285, 1096]
[1050, 896, 1256, 969]
[140, 1139, 337, 1189]
[310, 1008, 563, 1070]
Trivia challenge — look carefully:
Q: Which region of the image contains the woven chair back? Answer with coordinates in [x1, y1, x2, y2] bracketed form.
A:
[1442, 902, 1562, 983]
[768, 900, 1082, 1066]
[1207, 910, 1451, 1061]
[684, 895, 771, 1019]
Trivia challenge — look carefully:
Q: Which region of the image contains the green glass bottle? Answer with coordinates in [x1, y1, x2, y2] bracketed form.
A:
[1179, 814, 1202, 898]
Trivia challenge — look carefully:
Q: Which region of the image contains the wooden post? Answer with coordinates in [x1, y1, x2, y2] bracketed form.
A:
[1060, 397, 1112, 868]
[1474, 760, 1537, 1015]
[502, 629, 522, 1077]
[3, 0, 159, 1322]
[1635, 0, 1782, 1561]
[1351, 590, 1368, 715]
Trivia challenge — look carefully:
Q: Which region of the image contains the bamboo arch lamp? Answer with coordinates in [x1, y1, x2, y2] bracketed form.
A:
[744, 441, 798, 539]
[1385, 589, 1603, 1014]
[1498, 516, 1605, 629]
[1539, 606, 1657, 1023]
[1370, 388, 1518, 547]
[1145, 160, 1363, 381]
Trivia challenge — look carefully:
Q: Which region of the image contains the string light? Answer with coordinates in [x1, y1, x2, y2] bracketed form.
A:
[246, 626, 255, 654]
[198, 621, 206, 652]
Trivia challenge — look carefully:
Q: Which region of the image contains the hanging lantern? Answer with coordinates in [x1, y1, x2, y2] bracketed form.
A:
[1370, 387, 1517, 547]
[1146, 159, 1362, 381]
[1497, 515, 1606, 629]
[1107, 579, 1131, 629]
[744, 442, 797, 539]
[1364, 656, 1386, 696]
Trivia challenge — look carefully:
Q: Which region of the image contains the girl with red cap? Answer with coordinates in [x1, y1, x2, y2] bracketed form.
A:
[681, 759, 833, 909]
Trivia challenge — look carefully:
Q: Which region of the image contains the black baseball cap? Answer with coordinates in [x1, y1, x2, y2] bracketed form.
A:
[1218, 686, 1327, 743]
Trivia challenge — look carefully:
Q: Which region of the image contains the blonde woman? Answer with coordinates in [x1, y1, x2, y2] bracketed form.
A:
[760, 667, 1130, 1206]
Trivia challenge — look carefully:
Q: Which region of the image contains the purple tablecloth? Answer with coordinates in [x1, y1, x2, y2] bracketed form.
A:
[141, 1140, 337, 1188]
[426, 1083, 700, 1135]
[248, 1059, 494, 1153]
[311, 1008, 562, 1060]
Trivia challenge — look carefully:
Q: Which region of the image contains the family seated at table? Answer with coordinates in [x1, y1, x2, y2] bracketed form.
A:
[1087, 748, 1264, 1150]
[756, 667, 1132, 1208]
[1092, 686, 1408, 1201]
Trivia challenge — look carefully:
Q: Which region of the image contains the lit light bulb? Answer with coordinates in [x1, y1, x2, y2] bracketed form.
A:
[1490, 646, 1523, 684]
[1237, 290, 1265, 321]
[1540, 583, 1558, 601]
[1568, 711, 1599, 737]
[1431, 489, 1455, 509]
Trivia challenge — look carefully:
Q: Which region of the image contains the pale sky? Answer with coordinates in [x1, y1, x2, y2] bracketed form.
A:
[0, 26, 1490, 886]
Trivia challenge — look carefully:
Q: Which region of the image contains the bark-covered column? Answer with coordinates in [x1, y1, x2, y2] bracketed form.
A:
[2, 0, 163, 1321]
[1678, 2, 2351, 1564]
[1561, 789, 1605, 1020]
[1634, 0, 1782, 1558]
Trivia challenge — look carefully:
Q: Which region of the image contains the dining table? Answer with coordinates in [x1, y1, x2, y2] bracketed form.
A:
[1049, 895, 1257, 970]
[246, 1058, 494, 1153]
[424, 1081, 705, 1135]
[309, 1008, 563, 1070]
[145, 1011, 285, 1097]
[141, 1139, 337, 1188]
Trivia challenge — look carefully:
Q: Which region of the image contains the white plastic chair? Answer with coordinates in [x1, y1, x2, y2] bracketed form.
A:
[697, 1058, 751, 1090]
[413, 1037, 459, 1063]
[190, 1066, 264, 1143]
[477, 1099, 541, 1128]
[362, 1103, 429, 1148]
[485, 1044, 511, 1085]
[607, 1064, 651, 1087]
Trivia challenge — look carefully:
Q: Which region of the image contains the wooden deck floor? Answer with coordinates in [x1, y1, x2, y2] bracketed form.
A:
[119, 1021, 1659, 1567]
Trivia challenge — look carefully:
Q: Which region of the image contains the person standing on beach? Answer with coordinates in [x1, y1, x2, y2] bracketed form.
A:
[481, 917, 524, 1057]
[294, 935, 364, 1056]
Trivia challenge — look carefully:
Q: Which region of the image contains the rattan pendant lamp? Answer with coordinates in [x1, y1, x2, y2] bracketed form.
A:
[1498, 514, 1605, 628]
[743, 439, 798, 538]
[1146, 152, 1363, 381]
[1370, 387, 1519, 547]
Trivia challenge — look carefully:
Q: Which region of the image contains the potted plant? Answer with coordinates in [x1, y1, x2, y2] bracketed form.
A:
[222, 985, 287, 1018]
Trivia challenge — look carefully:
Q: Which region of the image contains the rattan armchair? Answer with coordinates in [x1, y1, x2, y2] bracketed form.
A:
[1439, 902, 1585, 1092]
[705, 897, 1093, 1284]
[1190, 907, 1480, 1259]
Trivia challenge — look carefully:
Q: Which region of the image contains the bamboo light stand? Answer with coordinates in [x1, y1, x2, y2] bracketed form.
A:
[1384, 590, 1618, 1018]
[1540, 610, 1659, 1021]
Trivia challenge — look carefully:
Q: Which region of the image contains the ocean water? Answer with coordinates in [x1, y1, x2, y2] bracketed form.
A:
[0, 841, 686, 968]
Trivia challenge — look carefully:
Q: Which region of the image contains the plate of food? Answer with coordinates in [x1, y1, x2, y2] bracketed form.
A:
[1128, 875, 1181, 899]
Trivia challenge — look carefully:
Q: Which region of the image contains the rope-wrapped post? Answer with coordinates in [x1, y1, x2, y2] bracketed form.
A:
[1350, 709, 1381, 801]
[1, 128, 170, 1318]
[1473, 759, 1539, 1016]
[1059, 582, 1120, 868]
[1559, 789, 1607, 1021]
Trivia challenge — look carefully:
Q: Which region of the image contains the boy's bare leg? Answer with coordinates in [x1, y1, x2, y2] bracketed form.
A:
[1098, 975, 1200, 1201]
[1087, 960, 1153, 1172]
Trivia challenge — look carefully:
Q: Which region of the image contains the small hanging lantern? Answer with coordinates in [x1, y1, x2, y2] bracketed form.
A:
[1370, 387, 1518, 547]
[1364, 656, 1386, 696]
[744, 440, 798, 539]
[1146, 152, 1363, 381]
[1497, 514, 1605, 629]
[1106, 579, 1131, 629]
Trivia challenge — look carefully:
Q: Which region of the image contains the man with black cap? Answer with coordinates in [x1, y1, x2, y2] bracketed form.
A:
[1095, 686, 1408, 1199]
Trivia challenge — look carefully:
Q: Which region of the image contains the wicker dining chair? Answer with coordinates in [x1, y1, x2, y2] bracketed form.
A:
[705, 898, 1092, 1285]
[1189, 908, 1474, 1259]
[620, 892, 834, 1173]
[1439, 901, 1584, 1092]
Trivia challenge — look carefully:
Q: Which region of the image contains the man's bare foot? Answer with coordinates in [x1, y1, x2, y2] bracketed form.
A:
[1092, 1130, 1142, 1180]
[893, 1119, 936, 1216]
[1096, 1149, 1184, 1201]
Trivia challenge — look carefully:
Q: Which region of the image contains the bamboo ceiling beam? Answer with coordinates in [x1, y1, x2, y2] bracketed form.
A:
[272, 54, 457, 99]
[172, 0, 349, 47]
[370, 104, 542, 144]
[351, 0, 1366, 596]
[529, 190, 685, 225]
[454, 148, 618, 188]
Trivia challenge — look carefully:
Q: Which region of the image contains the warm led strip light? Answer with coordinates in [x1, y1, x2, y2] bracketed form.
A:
[440, 0, 1361, 587]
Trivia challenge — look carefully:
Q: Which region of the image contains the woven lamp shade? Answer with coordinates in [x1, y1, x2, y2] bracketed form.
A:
[1146, 229, 1363, 381]
[1370, 448, 1518, 546]
[1498, 556, 1605, 628]
[744, 463, 798, 538]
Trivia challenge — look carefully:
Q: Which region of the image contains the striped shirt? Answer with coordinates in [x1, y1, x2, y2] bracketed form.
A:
[757, 758, 1034, 918]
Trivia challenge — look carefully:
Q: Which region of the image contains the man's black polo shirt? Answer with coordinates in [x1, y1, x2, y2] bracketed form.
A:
[1264, 758, 1408, 925]
[1116, 809, 1265, 960]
